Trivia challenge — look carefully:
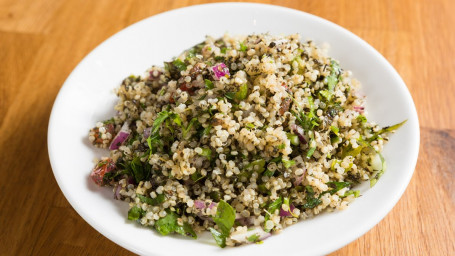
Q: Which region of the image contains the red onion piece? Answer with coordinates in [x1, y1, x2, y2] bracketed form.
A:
[208, 202, 217, 209]
[109, 122, 130, 150]
[127, 176, 135, 185]
[114, 185, 122, 200]
[353, 106, 365, 113]
[293, 168, 307, 186]
[210, 63, 230, 80]
[194, 200, 206, 210]
[291, 124, 307, 144]
[279, 204, 296, 217]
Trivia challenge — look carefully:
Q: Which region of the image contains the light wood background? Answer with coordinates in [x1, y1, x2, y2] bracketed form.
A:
[1, 0, 454, 255]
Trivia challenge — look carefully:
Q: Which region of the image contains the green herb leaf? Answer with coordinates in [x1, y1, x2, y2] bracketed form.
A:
[137, 194, 165, 206]
[172, 113, 182, 127]
[307, 131, 317, 159]
[245, 123, 255, 130]
[202, 125, 212, 136]
[357, 114, 367, 124]
[155, 211, 178, 236]
[154, 210, 196, 239]
[239, 42, 248, 52]
[321, 60, 340, 101]
[341, 138, 369, 158]
[190, 171, 204, 182]
[152, 111, 173, 134]
[220, 47, 228, 54]
[370, 152, 386, 187]
[212, 200, 236, 236]
[173, 59, 187, 71]
[330, 126, 339, 136]
[247, 234, 260, 242]
[128, 206, 145, 220]
[129, 156, 151, 183]
[303, 186, 322, 209]
[209, 227, 226, 248]
[209, 191, 221, 202]
[326, 181, 351, 195]
[290, 96, 319, 131]
[263, 169, 275, 177]
[343, 190, 360, 198]
[264, 197, 282, 232]
[257, 184, 269, 194]
[270, 156, 282, 163]
[235, 83, 248, 100]
[175, 222, 197, 239]
[282, 159, 296, 169]
[368, 120, 407, 142]
[319, 90, 330, 99]
[245, 159, 266, 173]
[287, 133, 299, 146]
[210, 200, 235, 247]
[204, 79, 214, 90]
[182, 117, 199, 139]
[225, 92, 235, 100]
[198, 147, 212, 160]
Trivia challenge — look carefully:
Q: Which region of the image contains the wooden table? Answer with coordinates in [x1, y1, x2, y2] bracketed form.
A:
[1, 0, 454, 255]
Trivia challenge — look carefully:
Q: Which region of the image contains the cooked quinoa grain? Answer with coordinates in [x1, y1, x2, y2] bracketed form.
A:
[89, 33, 405, 247]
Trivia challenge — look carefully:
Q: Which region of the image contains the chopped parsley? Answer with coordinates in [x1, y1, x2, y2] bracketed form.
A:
[210, 200, 236, 248]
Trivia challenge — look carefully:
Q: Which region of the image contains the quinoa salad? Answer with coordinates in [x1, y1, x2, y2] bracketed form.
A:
[88, 33, 405, 247]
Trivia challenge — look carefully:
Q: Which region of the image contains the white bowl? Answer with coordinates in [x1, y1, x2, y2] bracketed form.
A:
[48, 3, 420, 256]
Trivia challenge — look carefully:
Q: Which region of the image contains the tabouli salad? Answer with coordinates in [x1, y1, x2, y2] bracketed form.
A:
[88, 33, 405, 247]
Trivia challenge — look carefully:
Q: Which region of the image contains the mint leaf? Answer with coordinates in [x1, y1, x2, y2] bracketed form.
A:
[212, 200, 235, 236]
[175, 222, 197, 239]
[209, 227, 226, 248]
[204, 79, 214, 89]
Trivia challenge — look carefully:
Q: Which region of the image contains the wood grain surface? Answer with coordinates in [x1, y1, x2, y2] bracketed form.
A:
[1, 0, 454, 255]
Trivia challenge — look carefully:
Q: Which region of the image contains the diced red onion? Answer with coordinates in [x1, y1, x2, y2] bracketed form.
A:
[127, 176, 135, 185]
[114, 185, 122, 200]
[208, 202, 217, 209]
[279, 204, 296, 217]
[194, 200, 206, 210]
[353, 106, 365, 113]
[109, 122, 130, 150]
[210, 63, 230, 80]
[293, 169, 307, 186]
[291, 124, 307, 144]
